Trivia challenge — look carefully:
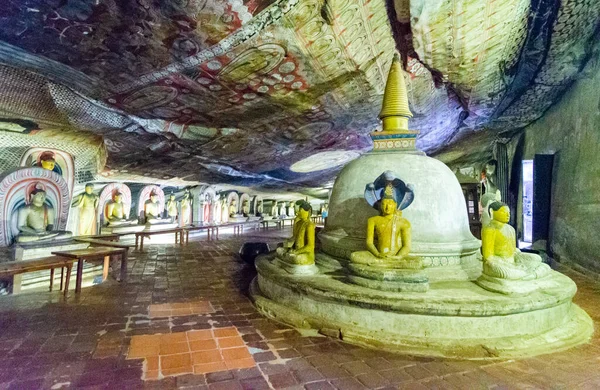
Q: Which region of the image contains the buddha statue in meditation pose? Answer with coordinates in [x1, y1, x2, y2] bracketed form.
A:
[16, 185, 71, 243]
[229, 199, 238, 218]
[144, 191, 167, 224]
[105, 191, 133, 226]
[481, 202, 550, 280]
[242, 200, 250, 217]
[256, 200, 263, 217]
[276, 200, 315, 266]
[71, 183, 99, 236]
[166, 193, 178, 221]
[350, 171, 421, 269]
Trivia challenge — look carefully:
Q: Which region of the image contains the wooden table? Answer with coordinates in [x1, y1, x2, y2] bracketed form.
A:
[52, 247, 127, 293]
[261, 220, 282, 230]
[183, 225, 216, 244]
[134, 228, 184, 251]
[0, 256, 74, 297]
[74, 238, 132, 282]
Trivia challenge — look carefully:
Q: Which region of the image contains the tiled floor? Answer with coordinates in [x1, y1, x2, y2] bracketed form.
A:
[0, 228, 599, 389]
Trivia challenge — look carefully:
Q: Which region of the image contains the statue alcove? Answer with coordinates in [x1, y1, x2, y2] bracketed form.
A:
[20, 148, 75, 197]
[0, 167, 70, 247]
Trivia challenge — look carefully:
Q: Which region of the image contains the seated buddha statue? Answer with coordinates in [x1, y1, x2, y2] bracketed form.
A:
[480, 202, 550, 280]
[242, 200, 250, 217]
[229, 199, 239, 218]
[276, 200, 316, 267]
[15, 186, 71, 243]
[166, 193, 178, 222]
[105, 191, 135, 226]
[144, 191, 168, 224]
[256, 201, 263, 217]
[350, 172, 421, 269]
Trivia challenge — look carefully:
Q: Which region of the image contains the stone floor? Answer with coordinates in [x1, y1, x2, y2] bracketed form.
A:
[0, 228, 599, 389]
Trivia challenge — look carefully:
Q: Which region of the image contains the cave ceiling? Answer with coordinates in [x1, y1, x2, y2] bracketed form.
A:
[0, 0, 598, 190]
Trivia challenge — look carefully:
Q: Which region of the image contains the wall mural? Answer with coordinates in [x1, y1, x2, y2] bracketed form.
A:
[0, 0, 597, 189]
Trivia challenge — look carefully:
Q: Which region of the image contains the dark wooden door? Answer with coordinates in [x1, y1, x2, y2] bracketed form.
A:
[533, 154, 554, 243]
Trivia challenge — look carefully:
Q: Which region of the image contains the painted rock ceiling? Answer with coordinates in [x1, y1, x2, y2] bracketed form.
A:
[0, 0, 598, 189]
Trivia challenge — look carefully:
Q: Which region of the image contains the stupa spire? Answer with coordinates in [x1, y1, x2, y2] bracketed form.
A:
[379, 53, 412, 131]
[370, 52, 420, 152]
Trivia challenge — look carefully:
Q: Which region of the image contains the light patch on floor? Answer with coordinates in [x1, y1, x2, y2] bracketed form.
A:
[126, 326, 255, 380]
[148, 300, 214, 318]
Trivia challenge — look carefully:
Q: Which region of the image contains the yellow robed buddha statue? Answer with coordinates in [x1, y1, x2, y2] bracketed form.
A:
[481, 202, 550, 280]
[350, 171, 421, 269]
[144, 190, 167, 224]
[242, 200, 250, 217]
[166, 193, 178, 222]
[71, 183, 99, 236]
[180, 190, 192, 226]
[275, 200, 317, 274]
[16, 185, 71, 243]
[229, 199, 239, 218]
[105, 191, 134, 226]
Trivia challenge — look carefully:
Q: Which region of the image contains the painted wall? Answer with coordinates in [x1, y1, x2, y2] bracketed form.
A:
[521, 55, 600, 273]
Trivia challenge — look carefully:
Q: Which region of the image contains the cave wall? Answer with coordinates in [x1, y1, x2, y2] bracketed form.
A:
[520, 55, 600, 273]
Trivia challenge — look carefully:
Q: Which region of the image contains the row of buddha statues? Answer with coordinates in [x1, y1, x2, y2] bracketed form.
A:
[274, 170, 550, 293]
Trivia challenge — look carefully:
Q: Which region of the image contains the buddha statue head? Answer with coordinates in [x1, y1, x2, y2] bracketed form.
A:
[39, 151, 56, 171]
[149, 190, 158, 204]
[30, 186, 47, 208]
[169, 193, 175, 201]
[380, 196, 397, 217]
[296, 200, 312, 220]
[84, 183, 94, 194]
[485, 159, 498, 177]
[489, 201, 510, 224]
[114, 191, 123, 203]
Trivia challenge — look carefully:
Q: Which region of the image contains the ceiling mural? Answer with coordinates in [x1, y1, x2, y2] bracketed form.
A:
[0, 0, 598, 189]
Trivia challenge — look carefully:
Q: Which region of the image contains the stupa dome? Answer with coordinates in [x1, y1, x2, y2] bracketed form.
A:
[320, 152, 481, 280]
[319, 54, 480, 281]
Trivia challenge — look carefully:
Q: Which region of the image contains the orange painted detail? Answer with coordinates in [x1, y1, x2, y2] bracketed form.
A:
[126, 326, 256, 381]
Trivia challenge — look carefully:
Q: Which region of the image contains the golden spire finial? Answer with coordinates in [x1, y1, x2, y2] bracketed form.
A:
[379, 53, 412, 132]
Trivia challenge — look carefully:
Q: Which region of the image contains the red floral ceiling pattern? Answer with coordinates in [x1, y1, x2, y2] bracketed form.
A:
[0, 0, 598, 187]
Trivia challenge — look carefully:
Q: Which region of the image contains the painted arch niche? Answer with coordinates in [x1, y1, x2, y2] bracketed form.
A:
[97, 183, 133, 225]
[0, 167, 70, 246]
[20, 148, 75, 196]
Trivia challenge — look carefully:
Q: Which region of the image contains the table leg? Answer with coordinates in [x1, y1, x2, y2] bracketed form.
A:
[120, 249, 128, 282]
[140, 235, 144, 251]
[49, 268, 54, 292]
[64, 263, 72, 297]
[75, 258, 84, 294]
[60, 267, 64, 291]
[103, 256, 110, 281]
[216, 227, 219, 240]
[135, 234, 139, 250]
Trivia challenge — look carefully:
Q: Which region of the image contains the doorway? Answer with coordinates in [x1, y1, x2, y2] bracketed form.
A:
[522, 160, 533, 245]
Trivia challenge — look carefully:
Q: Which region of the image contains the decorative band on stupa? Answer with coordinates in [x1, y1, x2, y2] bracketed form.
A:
[371, 53, 419, 152]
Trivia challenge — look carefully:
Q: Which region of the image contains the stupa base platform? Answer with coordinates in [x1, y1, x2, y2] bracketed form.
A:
[475, 272, 560, 295]
[251, 255, 593, 360]
[273, 258, 319, 275]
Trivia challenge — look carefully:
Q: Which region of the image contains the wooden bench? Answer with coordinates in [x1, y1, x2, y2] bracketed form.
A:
[134, 228, 184, 251]
[0, 256, 74, 297]
[74, 238, 132, 282]
[52, 247, 127, 294]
